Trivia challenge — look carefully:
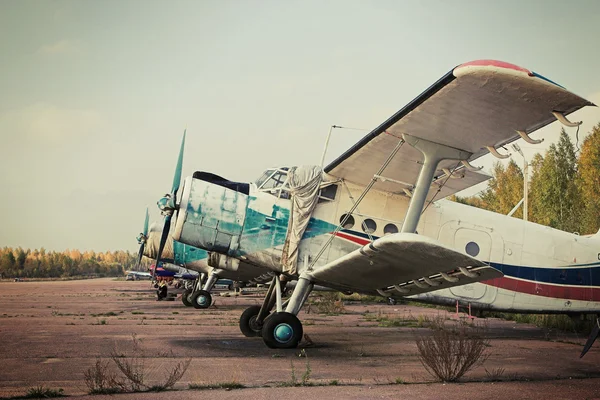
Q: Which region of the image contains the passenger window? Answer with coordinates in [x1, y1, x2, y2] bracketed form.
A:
[362, 219, 377, 234]
[340, 214, 355, 229]
[383, 224, 399, 235]
[465, 242, 480, 257]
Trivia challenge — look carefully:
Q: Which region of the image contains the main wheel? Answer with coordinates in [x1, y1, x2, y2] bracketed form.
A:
[262, 312, 303, 349]
[181, 289, 193, 307]
[239, 305, 268, 337]
[191, 290, 212, 309]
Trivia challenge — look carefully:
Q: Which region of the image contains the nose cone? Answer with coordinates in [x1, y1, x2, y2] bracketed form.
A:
[143, 220, 175, 261]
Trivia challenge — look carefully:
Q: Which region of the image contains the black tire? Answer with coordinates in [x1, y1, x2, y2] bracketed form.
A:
[262, 312, 303, 349]
[239, 305, 266, 337]
[191, 290, 212, 309]
[181, 289, 193, 307]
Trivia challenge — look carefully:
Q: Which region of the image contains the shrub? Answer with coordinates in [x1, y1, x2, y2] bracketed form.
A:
[415, 318, 489, 382]
[83, 359, 125, 394]
[108, 334, 191, 392]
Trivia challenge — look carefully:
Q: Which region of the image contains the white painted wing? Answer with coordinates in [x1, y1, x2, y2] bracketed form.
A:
[308, 233, 502, 296]
[325, 60, 594, 198]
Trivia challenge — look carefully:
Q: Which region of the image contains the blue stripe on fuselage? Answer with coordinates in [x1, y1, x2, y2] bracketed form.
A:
[489, 262, 600, 287]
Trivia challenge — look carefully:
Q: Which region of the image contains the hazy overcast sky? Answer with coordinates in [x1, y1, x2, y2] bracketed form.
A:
[1, 0, 599, 252]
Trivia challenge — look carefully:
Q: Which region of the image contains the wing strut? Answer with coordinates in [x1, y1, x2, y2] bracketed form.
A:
[400, 134, 471, 233]
[308, 138, 406, 271]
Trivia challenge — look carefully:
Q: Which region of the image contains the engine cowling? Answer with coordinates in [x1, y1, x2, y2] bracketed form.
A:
[172, 176, 248, 256]
[144, 221, 175, 261]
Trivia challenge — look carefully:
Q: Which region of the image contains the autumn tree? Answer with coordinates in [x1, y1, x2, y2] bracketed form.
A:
[454, 160, 524, 217]
[0, 247, 140, 279]
[577, 123, 600, 234]
[528, 130, 582, 232]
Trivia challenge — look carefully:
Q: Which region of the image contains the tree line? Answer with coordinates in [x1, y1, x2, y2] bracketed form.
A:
[0, 248, 148, 279]
[453, 123, 600, 235]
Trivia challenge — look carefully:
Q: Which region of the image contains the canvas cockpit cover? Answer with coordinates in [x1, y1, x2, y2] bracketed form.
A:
[281, 165, 323, 274]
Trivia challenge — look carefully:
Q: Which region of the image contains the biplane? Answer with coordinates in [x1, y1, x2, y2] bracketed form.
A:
[149, 60, 599, 353]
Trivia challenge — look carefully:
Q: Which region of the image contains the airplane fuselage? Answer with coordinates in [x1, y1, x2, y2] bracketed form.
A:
[173, 172, 600, 314]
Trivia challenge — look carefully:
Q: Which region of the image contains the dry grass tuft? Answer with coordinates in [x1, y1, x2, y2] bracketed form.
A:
[415, 317, 490, 382]
[84, 334, 191, 394]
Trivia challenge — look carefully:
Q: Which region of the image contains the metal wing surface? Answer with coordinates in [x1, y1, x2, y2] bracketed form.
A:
[325, 60, 594, 197]
[308, 233, 502, 297]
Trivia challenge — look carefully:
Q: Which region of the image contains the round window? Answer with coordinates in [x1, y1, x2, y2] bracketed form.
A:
[383, 223, 399, 235]
[465, 241, 480, 257]
[339, 214, 355, 229]
[362, 219, 377, 234]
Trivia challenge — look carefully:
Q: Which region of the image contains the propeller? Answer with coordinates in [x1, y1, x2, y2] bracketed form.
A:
[153, 130, 186, 279]
[580, 316, 600, 358]
[134, 208, 150, 270]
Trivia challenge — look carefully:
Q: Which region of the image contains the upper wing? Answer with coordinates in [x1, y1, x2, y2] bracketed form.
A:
[308, 233, 502, 297]
[325, 60, 594, 196]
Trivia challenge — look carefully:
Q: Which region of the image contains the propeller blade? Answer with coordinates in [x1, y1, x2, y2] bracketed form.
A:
[153, 214, 172, 279]
[171, 130, 186, 197]
[143, 207, 149, 236]
[136, 242, 145, 269]
[580, 317, 600, 358]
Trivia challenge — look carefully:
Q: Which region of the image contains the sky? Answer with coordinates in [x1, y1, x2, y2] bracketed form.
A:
[1, 0, 599, 252]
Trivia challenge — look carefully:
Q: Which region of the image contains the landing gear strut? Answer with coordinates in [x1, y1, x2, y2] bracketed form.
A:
[239, 274, 313, 349]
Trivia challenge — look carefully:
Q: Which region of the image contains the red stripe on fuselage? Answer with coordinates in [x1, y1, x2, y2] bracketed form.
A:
[483, 276, 600, 302]
[333, 231, 370, 246]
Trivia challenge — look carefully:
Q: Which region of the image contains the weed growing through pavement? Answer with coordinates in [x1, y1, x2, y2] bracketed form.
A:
[277, 352, 312, 387]
[188, 381, 245, 390]
[15, 386, 65, 399]
[83, 334, 191, 394]
[484, 367, 506, 382]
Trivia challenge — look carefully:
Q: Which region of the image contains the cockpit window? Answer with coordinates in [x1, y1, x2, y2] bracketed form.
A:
[255, 170, 275, 188]
[260, 171, 288, 190]
[318, 184, 338, 202]
[256, 167, 291, 198]
[256, 167, 335, 202]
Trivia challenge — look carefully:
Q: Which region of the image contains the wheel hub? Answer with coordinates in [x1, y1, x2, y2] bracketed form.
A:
[274, 323, 293, 343]
[197, 295, 208, 306]
[249, 315, 262, 332]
